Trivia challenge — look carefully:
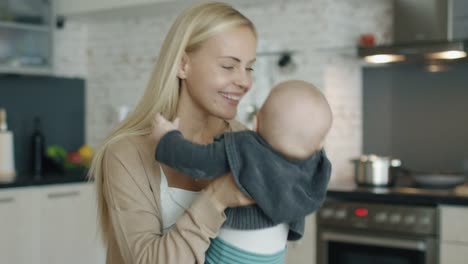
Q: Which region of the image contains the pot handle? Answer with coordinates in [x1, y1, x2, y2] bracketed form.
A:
[391, 159, 402, 167]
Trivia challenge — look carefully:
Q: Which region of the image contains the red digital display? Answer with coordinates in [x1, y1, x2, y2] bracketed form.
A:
[355, 208, 368, 217]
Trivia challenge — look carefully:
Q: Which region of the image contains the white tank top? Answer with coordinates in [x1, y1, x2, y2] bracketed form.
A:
[159, 167, 288, 254]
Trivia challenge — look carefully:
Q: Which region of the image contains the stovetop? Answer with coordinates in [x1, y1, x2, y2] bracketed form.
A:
[327, 179, 468, 206]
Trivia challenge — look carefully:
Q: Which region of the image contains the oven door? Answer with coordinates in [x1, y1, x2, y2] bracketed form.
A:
[317, 229, 438, 264]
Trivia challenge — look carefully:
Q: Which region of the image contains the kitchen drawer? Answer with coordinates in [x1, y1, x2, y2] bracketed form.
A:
[439, 205, 468, 243]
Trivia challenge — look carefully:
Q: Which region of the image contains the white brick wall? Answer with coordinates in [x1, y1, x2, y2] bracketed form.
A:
[53, 0, 392, 182]
[322, 0, 393, 185]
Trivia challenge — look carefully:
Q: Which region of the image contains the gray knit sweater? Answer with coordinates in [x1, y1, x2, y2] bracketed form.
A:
[155, 130, 331, 241]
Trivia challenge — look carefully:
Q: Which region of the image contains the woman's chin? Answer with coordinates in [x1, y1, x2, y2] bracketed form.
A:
[216, 109, 237, 121]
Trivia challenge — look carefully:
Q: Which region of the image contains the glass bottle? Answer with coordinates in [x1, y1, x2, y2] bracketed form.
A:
[31, 116, 45, 179]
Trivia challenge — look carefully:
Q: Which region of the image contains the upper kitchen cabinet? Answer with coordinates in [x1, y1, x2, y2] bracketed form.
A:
[55, 0, 170, 15]
[55, 0, 266, 17]
[0, 0, 53, 75]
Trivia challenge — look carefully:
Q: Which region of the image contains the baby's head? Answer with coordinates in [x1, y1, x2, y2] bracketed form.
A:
[253, 80, 332, 159]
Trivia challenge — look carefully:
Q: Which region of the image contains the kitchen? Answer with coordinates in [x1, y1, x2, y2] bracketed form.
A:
[1, 0, 468, 263]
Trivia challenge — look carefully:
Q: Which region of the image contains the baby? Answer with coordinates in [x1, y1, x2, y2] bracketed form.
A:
[152, 80, 333, 262]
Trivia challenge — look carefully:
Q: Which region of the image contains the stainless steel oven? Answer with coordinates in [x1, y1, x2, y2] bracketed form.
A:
[317, 201, 438, 264]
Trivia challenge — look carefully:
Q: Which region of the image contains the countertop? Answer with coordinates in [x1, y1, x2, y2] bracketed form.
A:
[0, 172, 89, 189]
[327, 182, 468, 206]
[4, 172, 468, 207]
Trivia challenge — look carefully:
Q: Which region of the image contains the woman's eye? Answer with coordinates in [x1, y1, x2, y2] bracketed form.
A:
[222, 65, 235, 70]
[246, 67, 254, 72]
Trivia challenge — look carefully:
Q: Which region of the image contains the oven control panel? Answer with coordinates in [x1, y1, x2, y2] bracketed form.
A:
[317, 201, 437, 235]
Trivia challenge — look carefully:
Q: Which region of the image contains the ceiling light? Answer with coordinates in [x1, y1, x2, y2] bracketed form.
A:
[364, 54, 405, 64]
[425, 50, 467, 60]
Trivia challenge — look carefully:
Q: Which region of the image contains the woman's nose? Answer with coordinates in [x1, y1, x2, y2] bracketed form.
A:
[235, 70, 252, 91]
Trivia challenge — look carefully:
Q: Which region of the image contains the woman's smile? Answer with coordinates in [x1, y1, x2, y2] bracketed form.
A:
[219, 91, 243, 106]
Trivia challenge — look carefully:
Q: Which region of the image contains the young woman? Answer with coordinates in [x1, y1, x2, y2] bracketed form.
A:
[89, 2, 258, 263]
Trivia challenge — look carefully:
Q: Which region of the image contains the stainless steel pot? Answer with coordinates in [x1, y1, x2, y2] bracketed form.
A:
[352, 155, 401, 186]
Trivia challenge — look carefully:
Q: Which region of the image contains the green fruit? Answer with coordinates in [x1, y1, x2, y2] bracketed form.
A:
[46, 145, 67, 162]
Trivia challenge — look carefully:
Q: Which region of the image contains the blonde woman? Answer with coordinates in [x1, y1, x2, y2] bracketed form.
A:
[89, 2, 258, 263]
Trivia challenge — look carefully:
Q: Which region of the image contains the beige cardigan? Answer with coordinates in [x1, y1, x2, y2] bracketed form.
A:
[102, 120, 245, 264]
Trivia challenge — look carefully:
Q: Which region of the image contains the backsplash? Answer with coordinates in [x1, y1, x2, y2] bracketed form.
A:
[52, 0, 393, 184]
[0, 76, 84, 177]
[363, 62, 468, 174]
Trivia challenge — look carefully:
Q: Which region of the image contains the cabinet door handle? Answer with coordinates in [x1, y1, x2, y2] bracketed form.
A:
[47, 190, 80, 199]
[0, 197, 15, 204]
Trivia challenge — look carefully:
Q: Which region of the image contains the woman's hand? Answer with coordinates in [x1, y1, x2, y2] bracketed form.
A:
[204, 172, 255, 212]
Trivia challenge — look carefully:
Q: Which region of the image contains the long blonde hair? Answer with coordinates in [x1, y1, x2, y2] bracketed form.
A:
[88, 1, 256, 243]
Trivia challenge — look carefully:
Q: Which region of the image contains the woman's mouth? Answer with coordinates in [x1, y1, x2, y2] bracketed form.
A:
[219, 92, 242, 106]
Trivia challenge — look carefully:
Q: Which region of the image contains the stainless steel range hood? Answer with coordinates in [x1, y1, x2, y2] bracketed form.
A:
[359, 0, 468, 63]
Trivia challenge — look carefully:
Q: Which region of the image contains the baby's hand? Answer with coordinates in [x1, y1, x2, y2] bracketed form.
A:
[152, 113, 180, 144]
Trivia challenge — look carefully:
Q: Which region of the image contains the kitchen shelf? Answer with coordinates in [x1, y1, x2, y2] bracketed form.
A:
[0, 65, 52, 76]
[0, 0, 54, 75]
[0, 21, 50, 32]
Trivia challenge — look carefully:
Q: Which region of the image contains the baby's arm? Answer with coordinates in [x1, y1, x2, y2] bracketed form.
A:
[152, 113, 230, 179]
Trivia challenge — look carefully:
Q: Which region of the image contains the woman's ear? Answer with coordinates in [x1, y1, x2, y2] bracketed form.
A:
[177, 53, 190, 79]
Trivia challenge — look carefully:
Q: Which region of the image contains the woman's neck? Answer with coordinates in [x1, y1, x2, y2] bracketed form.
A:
[176, 109, 227, 144]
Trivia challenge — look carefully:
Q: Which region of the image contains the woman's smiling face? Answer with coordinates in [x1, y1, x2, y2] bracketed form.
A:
[179, 26, 257, 120]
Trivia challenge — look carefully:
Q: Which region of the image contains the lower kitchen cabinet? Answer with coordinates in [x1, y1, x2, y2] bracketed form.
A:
[439, 205, 468, 264]
[37, 183, 105, 264]
[440, 243, 468, 264]
[0, 188, 37, 264]
[0, 182, 105, 264]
